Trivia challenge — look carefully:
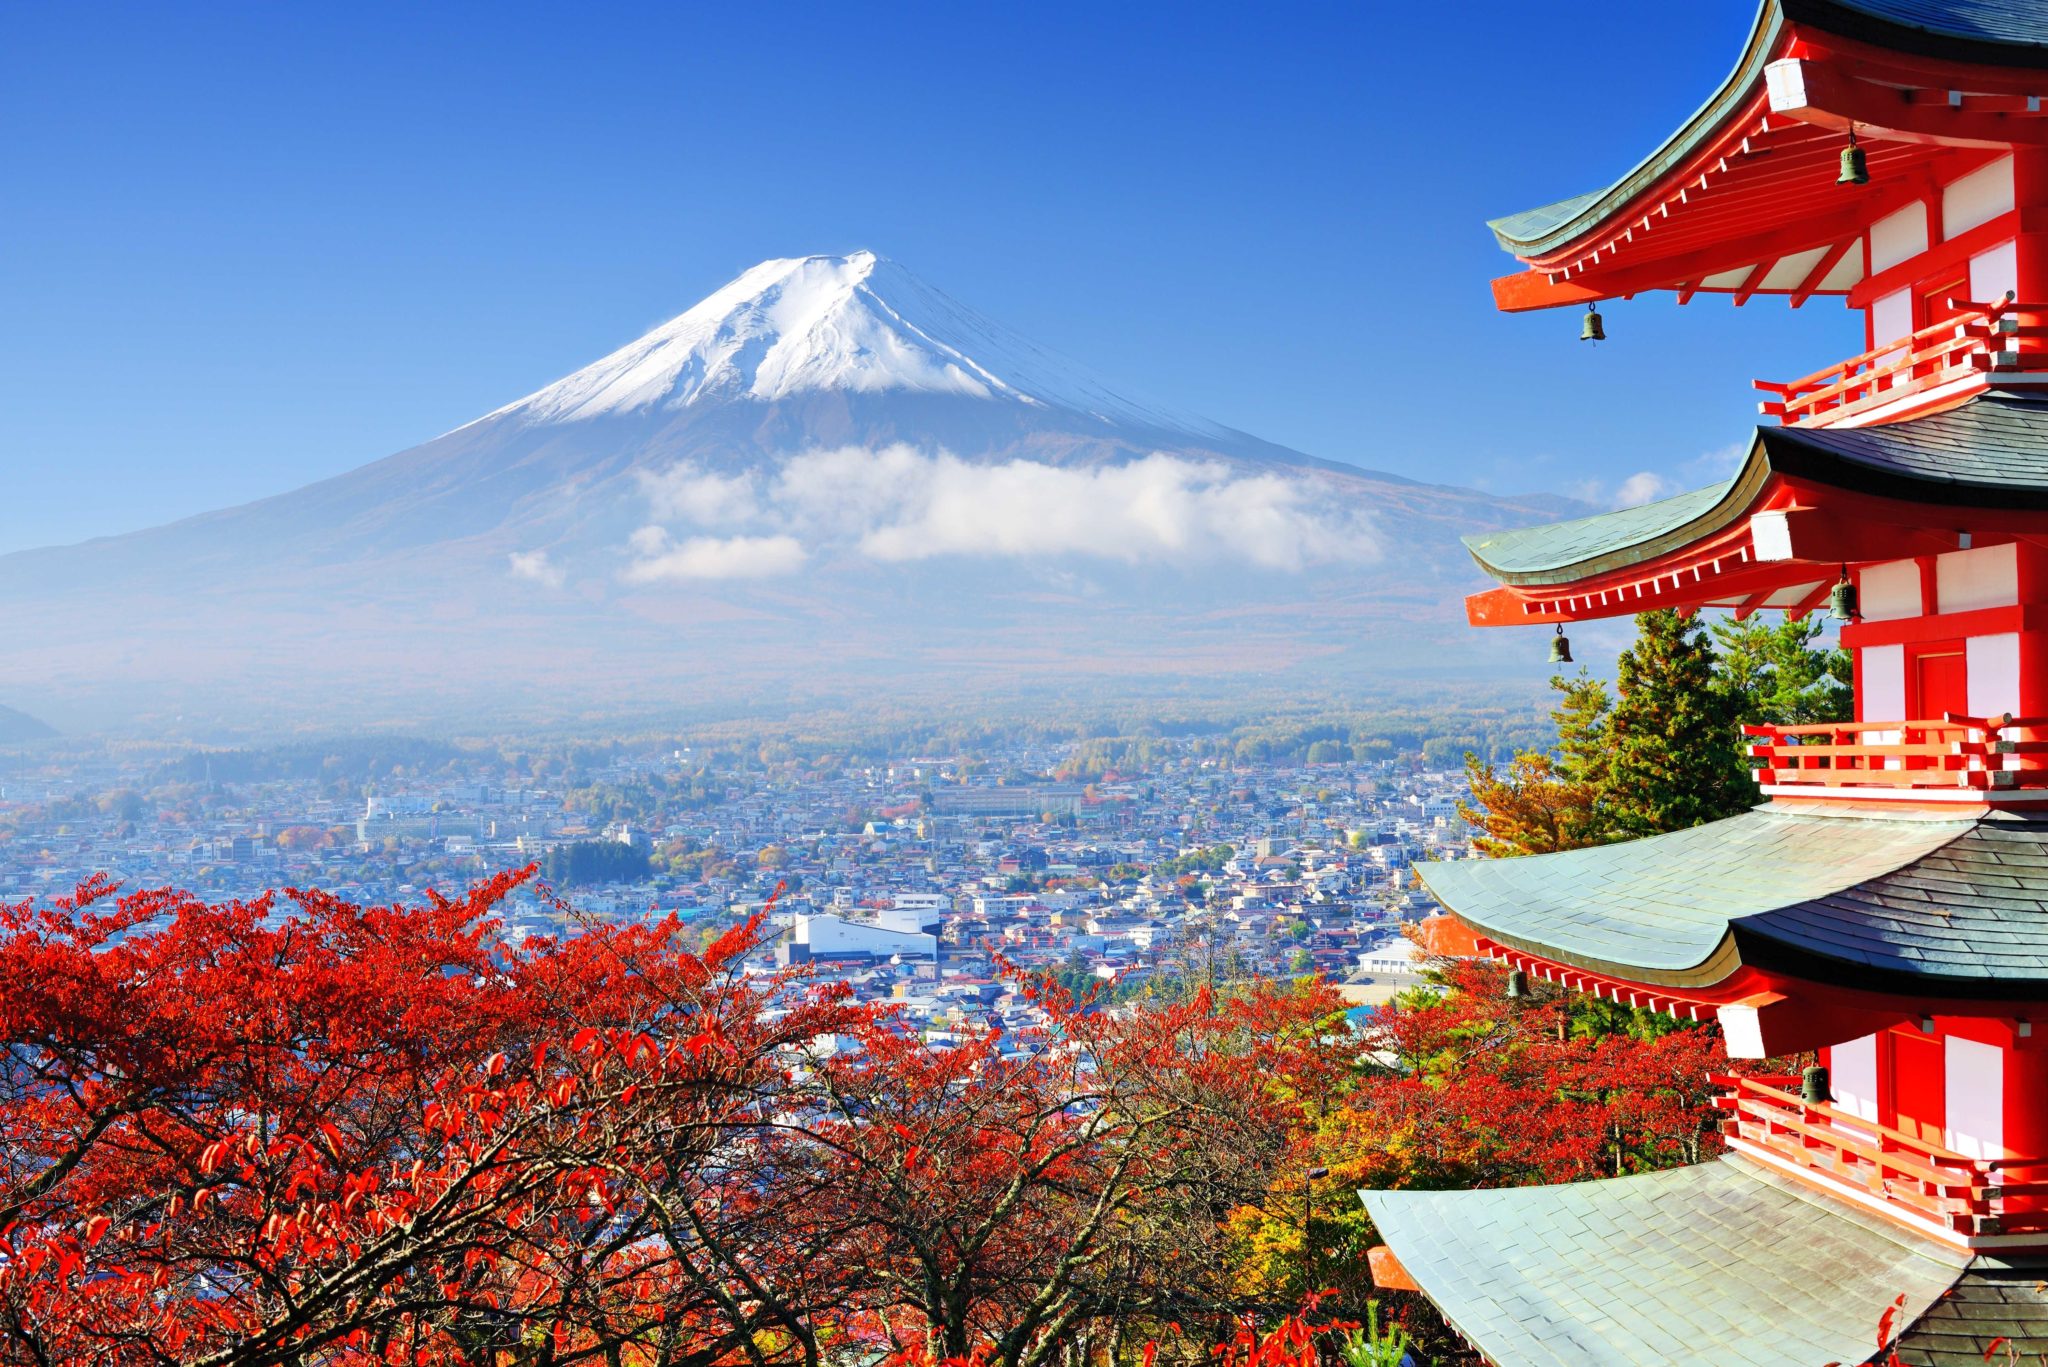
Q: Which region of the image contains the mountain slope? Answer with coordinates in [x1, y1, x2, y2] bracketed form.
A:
[0, 252, 1579, 733]
[0, 705, 56, 745]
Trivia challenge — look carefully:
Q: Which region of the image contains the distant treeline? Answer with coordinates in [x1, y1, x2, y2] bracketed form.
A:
[47, 692, 1564, 840]
[159, 737, 490, 785]
[544, 840, 652, 887]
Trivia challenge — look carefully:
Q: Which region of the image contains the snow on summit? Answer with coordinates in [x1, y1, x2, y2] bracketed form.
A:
[486, 251, 1223, 436]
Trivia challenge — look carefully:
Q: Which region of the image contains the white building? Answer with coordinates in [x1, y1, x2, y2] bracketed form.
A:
[1357, 935, 1425, 977]
[783, 912, 937, 965]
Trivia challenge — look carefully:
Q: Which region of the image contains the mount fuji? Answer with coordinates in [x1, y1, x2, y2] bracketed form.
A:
[0, 252, 1578, 733]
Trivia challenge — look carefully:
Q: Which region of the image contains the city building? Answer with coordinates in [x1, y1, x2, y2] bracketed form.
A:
[1363, 4, 2048, 1363]
[928, 786, 1083, 822]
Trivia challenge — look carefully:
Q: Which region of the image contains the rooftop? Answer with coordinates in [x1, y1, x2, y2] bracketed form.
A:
[1361, 1154, 1972, 1367]
[1465, 391, 2048, 590]
[1414, 805, 2048, 997]
[1486, 1, 2048, 312]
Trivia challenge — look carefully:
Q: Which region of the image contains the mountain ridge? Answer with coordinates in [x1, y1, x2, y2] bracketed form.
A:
[0, 251, 1581, 731]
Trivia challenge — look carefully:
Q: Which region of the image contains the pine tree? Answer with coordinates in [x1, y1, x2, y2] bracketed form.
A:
[1710, 614, 1853, 726]
[1459, 669, 1614, 857]
[1463, 612, 1826, 853]
[1606, 609, 1753, 835]
[1552, 668, 1614, 788]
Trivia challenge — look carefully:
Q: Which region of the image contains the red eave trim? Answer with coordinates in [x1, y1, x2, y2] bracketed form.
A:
[1804, 30, 2048, 104]
[1490, 19, 2048, 313]
[1491, 272, 1604, 312]
[1464, 478, 2048, 626]
[1496, 170, 1937, 311]
[1522, 90, 1778, 275]
[1471, 933, 2048, 1028]
[1474, 937, 1752, 1016]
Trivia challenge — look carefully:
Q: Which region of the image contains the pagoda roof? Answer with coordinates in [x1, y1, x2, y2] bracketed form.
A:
[1360, 1155, 1974, 1367]
[1415, 806, 2048, 996]
[1890, 1263, 2048, 1364]
[1487, 0, 1794, 260]
[1465, 391, 2048, 589]
[1798, 0, 2048, 65]
[1491, 0, 2048, 258]
[1487, 1, 2048, 312]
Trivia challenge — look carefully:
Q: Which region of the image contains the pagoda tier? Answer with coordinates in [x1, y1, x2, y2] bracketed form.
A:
[1414, 805, 2048, 1222]
[1360, 1158, 2048, 1367]
[1463, 390, 2048, 628]
[1417, 807, 2048, 1018]
[1367, 2, 2048, 1357]
[1489, 1, 2048, 321]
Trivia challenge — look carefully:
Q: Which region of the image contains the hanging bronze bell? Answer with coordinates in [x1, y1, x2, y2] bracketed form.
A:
[1548, 624, 1573, 664]
[1801, 1064, 1831, 1105]
[1829, 569, 1859, 622]
[1838, 139, 1869, 186]
[1506, 968, 1530, 1001]
[1580, 303, 1605, 342]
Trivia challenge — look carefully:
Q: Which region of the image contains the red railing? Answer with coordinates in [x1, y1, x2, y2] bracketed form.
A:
[1716, 1075, 2048, 1237]
[1743, 711, 2048, 791]
[1754, 292, 2040, 427]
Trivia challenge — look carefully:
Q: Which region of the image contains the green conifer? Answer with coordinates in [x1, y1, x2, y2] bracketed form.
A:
[1606, 609, 1753, 835]
[1550, 669, 1614, 788]
[1709, 614, 1853, 726]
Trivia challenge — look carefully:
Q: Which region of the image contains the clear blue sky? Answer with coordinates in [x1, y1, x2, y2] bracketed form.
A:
[0, 1, 1858, 555]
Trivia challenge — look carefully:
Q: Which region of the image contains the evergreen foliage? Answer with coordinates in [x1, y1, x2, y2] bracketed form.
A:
[542, 838, 652, 886]
[1606, 609, 1753, 836]
[1463, 609, 1853, 854]
[1711, 613, 1854, 726]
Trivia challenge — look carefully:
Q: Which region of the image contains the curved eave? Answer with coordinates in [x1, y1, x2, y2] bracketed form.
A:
[1417, 840, 1753, 987]
[1488, 1, 1788, 258]
[1464, 394, 2048, 593]
[1412, 808, 2000, 995]
[1488, 0, 2048, 305]
[1762, 399, 2048, 509]
[1462, 446, 1771, 588]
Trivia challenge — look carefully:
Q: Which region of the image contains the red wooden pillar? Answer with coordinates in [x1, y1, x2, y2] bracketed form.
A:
[1889, 1025, 1948, 1145]
[2003, 1036, 2048, 1215]
[2012, 150, 2048, 304]
[2015, 543, 2048, 747]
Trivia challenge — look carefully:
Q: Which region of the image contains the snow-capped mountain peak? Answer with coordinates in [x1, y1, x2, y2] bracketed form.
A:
[483, 251, 1222, 436]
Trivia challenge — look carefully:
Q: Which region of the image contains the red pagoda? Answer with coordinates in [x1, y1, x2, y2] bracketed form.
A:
[1361, 3, 2048, 1363]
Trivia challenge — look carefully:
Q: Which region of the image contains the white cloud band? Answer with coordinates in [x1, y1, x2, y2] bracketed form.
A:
[619, 446, 1380, 582]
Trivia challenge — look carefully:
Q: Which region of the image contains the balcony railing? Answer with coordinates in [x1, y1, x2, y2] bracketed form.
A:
[1743, 712, 2048, 793]
[1716, 1075, 2048, 1238]
[1754, 293, 2039, 427]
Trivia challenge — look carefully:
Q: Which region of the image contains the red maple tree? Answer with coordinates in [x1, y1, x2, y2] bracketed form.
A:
[0, 869, 868, 1365]
[0, 873, 1748, 1366]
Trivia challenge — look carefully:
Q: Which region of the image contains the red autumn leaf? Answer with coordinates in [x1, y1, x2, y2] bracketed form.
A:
[1879, 1292, 1907, 1347]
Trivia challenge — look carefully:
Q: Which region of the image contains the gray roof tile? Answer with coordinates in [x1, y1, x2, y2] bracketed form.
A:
[1361, 1156, 1968, 1367]
[1824, 0, 2048, 50]
[1463, 394, 2048, 585]
[1893, 1264, 2048, 1366]
[1418, 807, 2048, 992]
